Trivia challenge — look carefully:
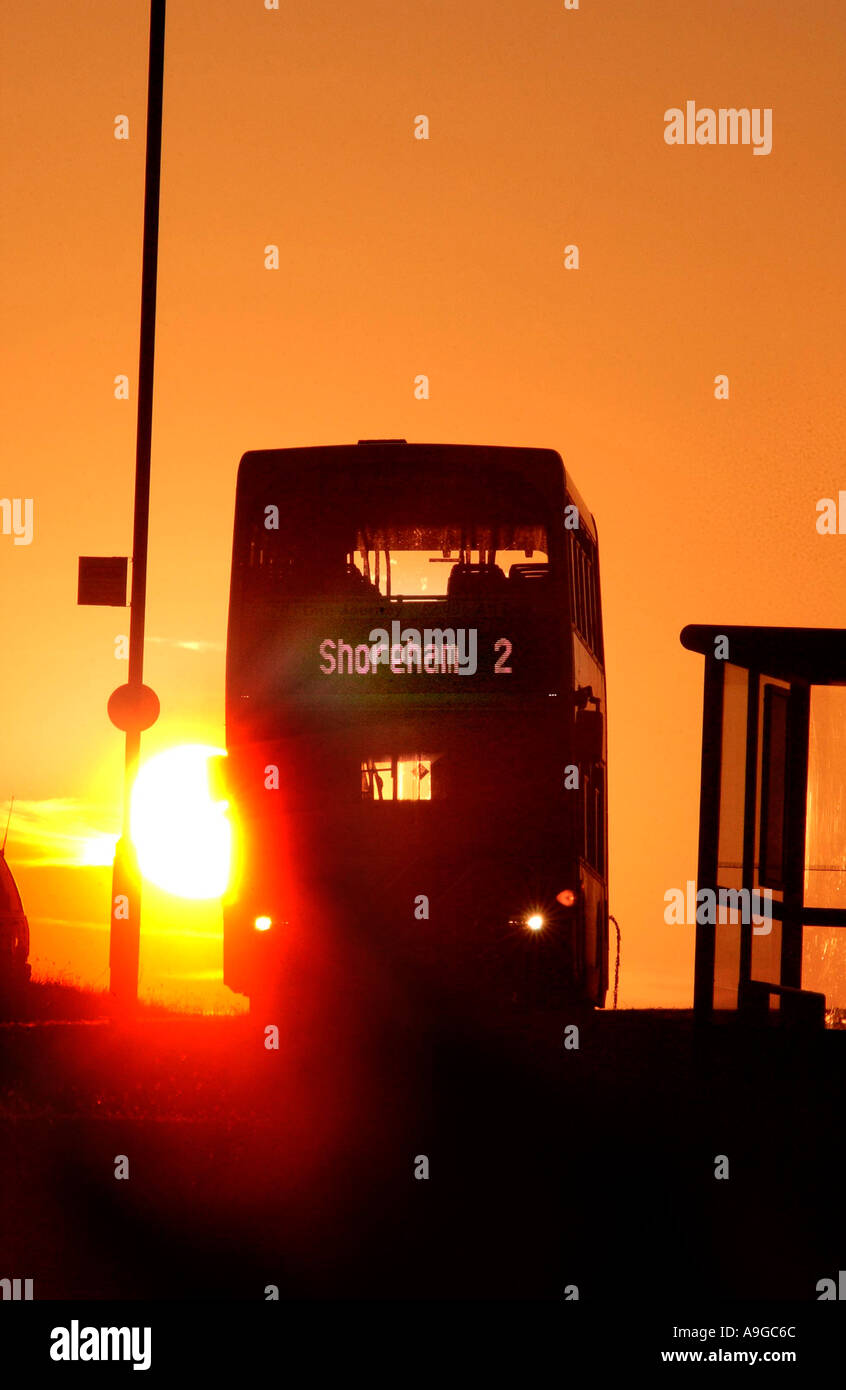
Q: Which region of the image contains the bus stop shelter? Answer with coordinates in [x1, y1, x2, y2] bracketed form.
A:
[681, 625, 846, 1028]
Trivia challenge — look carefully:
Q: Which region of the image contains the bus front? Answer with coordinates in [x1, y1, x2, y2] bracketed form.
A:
[223, 442, 599, 1010]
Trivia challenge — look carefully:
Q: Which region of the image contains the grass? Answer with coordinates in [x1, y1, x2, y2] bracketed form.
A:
[1, 975, 184, 1022]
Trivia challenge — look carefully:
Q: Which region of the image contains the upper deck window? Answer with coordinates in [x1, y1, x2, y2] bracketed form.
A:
[568, 527, 603, 661]
[243, 516, 551, 602]
[351, 522, 548, 599]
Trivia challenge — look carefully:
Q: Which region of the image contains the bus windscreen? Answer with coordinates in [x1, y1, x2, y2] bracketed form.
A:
[229, 486, 567, 710]
[242, 517, 550, 598]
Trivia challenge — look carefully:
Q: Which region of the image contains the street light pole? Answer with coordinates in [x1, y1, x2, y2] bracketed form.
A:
[110, 0, 167, 1002]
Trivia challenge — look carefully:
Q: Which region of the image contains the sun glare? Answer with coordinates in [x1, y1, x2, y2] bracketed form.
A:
[130, 744, 231, 899]
[79, 833, 119, 867]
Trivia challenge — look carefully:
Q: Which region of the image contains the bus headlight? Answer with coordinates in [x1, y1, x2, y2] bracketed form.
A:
[254, 915, 273, 932]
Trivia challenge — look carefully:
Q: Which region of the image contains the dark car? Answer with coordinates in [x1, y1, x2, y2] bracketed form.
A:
[0, 850, 30, 1006]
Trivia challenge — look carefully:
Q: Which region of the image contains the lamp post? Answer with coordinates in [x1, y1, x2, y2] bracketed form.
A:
[108, 0, 167, 1002]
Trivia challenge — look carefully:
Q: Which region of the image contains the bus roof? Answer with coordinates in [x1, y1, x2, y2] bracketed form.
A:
[236, 442, 598, 542]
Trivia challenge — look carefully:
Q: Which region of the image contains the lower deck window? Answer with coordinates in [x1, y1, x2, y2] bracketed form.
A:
[361, 756, 434, 801]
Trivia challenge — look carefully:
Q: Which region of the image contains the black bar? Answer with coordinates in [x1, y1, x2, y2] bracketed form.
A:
[4, 1299, 843, 1380]
[799, 907, 846, 927]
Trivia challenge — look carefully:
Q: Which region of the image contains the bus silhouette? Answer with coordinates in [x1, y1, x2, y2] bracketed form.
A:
[223, 441, 608, 1011]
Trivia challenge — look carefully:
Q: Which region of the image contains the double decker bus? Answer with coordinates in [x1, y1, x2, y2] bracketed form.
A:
[223, 441, 608, 1012]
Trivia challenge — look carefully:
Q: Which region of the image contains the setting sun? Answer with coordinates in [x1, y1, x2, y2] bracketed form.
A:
[130, 745, 231, 899]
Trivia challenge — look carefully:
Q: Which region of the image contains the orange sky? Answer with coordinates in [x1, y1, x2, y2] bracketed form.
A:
[2, 0, 845, 1010]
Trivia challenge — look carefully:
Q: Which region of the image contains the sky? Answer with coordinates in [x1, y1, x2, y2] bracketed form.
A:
[1, 0, 845, 1010]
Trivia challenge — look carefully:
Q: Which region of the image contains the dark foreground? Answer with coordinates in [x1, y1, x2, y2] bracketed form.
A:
[1, 980, 845, 1303]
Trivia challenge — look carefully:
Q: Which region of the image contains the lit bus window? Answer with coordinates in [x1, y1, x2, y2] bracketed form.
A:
[361, 757, 434, 801]
[244, 519, 549, 601]
[349, 524, 548, 599]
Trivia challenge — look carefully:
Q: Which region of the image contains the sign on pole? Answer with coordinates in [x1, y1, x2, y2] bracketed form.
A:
[78, 557, 128, 607]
